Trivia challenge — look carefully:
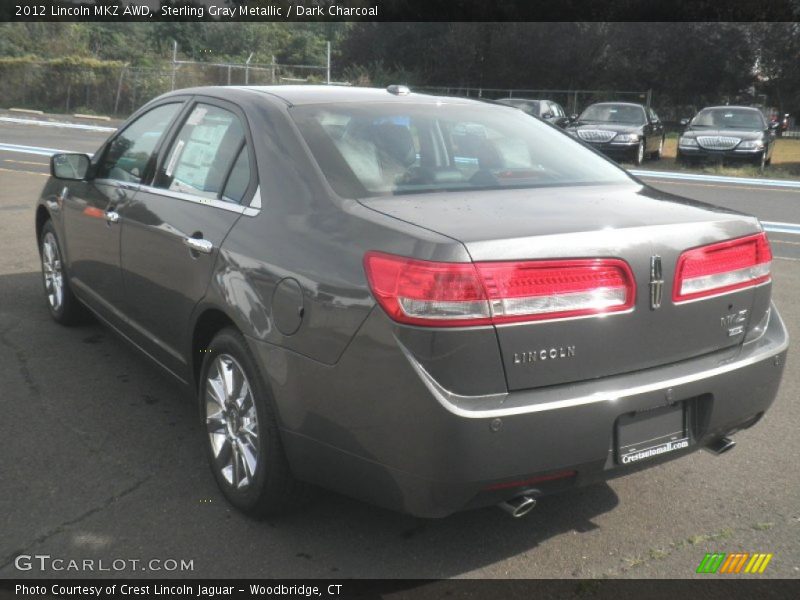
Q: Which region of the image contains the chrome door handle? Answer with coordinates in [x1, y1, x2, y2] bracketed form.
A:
[105, 210, 120, 224]
[183, 237, 213, 254]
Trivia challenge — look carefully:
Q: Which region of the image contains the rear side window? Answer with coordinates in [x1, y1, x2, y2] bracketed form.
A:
[156, 103, 252, 203]
[222, 145, 251, 204]
[96, 103, 181, 183]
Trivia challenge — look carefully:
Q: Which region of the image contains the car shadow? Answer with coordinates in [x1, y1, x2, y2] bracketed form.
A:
[1, 271, 619, 579]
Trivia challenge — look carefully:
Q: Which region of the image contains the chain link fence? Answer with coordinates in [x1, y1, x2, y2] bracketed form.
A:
[2, 59, 787, 133]
[413, 86, 653, 116]
[0, 59, 338, 118]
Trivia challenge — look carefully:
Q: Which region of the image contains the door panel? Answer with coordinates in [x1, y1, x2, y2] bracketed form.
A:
[119, 193, 241, 374]
[60, 180, 130, 320]
[118, 100, 257, 376]
[61, 102, 184, 322]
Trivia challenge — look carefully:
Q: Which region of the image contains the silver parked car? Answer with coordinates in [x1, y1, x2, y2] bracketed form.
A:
[494, 97, 570, 128]
[37, 86, 787, 518]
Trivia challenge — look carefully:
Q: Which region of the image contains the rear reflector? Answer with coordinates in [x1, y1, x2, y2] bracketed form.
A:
[484, 469, 577, 491]
[673, 233, 772, 303]
[364, 251, 635, 327]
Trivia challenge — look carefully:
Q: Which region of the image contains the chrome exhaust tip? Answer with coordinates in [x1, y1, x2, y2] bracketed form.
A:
[705, 436, 736, 455]
[498, 495, 537, 518]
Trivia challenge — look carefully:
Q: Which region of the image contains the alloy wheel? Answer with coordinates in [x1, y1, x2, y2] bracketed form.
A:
[205, 354, 260, 490]
[41, 232, 64, 312]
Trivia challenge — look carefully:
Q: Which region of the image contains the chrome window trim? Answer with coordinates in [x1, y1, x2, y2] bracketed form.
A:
[249, 186, 262, 209]
[94, 178, 141, 191]
[91, 179, 261, 217]
[135, 184, 262, 217]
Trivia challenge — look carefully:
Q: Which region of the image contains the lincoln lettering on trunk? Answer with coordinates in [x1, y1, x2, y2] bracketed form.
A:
[514, 346, 576, 364]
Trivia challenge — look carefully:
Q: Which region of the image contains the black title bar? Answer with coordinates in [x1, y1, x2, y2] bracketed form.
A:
[3, 0, 800, 22]
[3, 579, 800, 600]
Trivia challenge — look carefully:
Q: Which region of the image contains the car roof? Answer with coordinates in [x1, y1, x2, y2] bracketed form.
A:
[586, 102, 646, 108]
[158, 85, 484, 107]
[700, 106, 761, 112]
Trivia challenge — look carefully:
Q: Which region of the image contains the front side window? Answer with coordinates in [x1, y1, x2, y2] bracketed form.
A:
[156, 104, 252, 203]
[96, 103, 181, 183]
[290, 102, 631, 199]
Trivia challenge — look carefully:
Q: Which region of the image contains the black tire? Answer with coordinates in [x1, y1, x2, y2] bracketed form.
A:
[39, 220, 86, 325]
[754, 151, 766, 170]
[633, 140, 645, 166]
[199, 327, 309, 516]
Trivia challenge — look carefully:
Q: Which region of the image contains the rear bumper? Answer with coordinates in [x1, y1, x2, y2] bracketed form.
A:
[254, 304, 788, 518]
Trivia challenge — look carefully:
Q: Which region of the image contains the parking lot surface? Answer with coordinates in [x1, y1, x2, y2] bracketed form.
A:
[1, 119, 798, 579]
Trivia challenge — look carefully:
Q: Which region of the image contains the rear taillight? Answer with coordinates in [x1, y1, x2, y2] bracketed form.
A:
[476, 259, 635, 324]
[673, 233, 772, 303]
[364, 251, 636, 327]
[363, 252, 491, 327]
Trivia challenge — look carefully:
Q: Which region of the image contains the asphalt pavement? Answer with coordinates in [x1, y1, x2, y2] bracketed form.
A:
[0, 117, 798, 579]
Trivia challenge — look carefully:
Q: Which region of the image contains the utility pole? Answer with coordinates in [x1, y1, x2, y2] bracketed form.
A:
[114, 65, 127, 115]
[326, 41, 331, 85]
[171, 40, 177, 91]
[245, 52, 254, 85]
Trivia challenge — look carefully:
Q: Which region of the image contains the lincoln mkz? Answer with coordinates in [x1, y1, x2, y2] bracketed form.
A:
[36, 86, 788, 518]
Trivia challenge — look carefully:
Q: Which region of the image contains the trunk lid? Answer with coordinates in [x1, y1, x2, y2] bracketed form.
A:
[360, 183, 768, 391]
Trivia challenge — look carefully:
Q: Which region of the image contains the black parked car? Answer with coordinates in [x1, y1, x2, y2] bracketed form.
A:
[495, 97, 570, 128]
[566, 102, 665, 166]
[37, 86, 787, 519]
[677, 106, 778, 168]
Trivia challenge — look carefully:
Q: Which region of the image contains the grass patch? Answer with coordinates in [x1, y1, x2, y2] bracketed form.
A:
[646, 137, 800, 180]
[687, 534, 711, 545]
[752, 522, 775, 531]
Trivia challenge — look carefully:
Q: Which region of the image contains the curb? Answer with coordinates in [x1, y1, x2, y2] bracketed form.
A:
[73, 113, 112, 121]
[8, 107, 44, 115]
[631, 169, 800, 190]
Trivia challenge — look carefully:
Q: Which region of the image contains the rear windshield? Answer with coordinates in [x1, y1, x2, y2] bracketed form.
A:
[692, 108, 765, 129]
[497, 98, 540, 115]
[290, 102, 631, 199]
[579, 104, 646, 125]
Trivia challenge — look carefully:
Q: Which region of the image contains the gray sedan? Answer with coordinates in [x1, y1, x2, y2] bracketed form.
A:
[36, 86, 788, 518]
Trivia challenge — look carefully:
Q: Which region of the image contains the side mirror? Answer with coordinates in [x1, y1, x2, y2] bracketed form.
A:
[679, 118, 690, 126]
[542, 112, 553, 119]
[768, 121, 780, 131]
[570, 114, 579, 121]
[51, 153, 91, 180]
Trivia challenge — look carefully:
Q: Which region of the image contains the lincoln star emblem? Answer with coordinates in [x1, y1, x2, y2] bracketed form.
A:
[650, 255, 664, 310]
